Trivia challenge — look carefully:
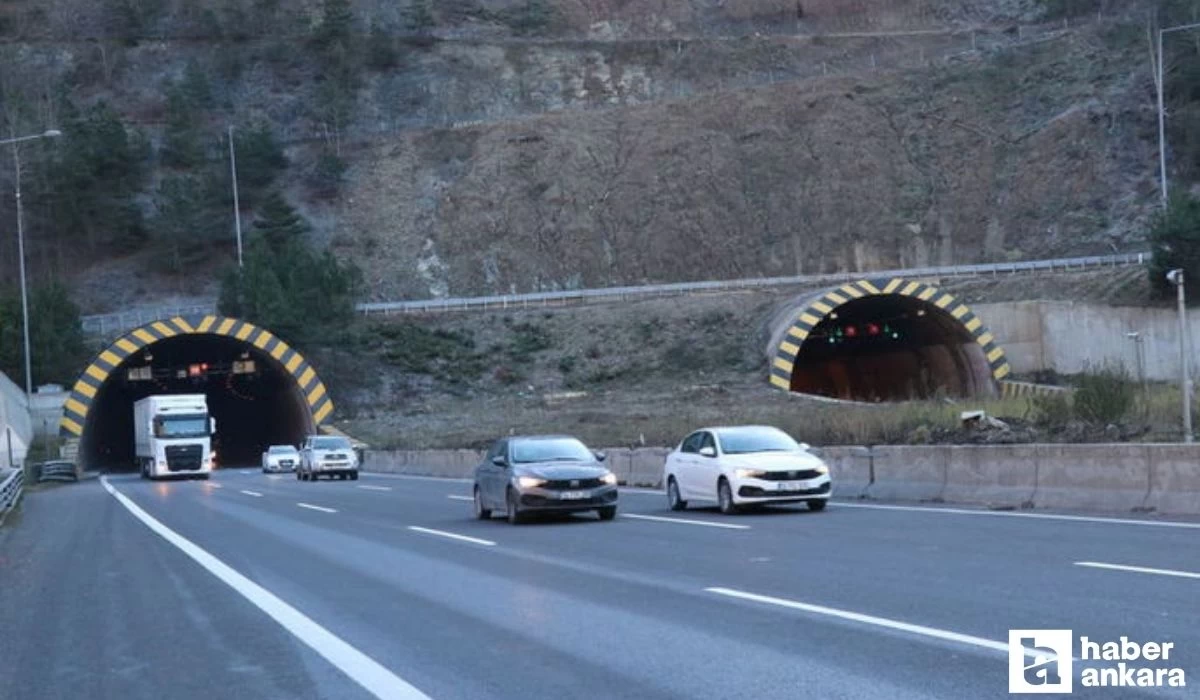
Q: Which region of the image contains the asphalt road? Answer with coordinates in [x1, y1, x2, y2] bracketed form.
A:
[1, 468, 1198, 700]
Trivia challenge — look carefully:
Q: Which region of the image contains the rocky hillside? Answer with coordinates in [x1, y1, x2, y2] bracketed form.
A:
[0, 0, 1168, 310]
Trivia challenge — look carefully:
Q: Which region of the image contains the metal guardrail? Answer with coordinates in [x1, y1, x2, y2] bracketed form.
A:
[79, 252, 1149, 334]
[36, 460, 78, 483]
[0, 468, 23, 523]
[358, 252, 1150, 316]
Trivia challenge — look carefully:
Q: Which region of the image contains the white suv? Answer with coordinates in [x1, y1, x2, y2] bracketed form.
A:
[663, 426, 831, 514]
[298, 435, 359, 481]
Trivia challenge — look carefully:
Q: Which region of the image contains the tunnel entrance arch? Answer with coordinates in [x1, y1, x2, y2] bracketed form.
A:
[770, 278, 1009, 401]
[61, 315, 334, 470]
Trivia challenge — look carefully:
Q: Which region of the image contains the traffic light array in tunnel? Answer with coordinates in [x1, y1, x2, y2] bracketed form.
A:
[825, 323, 903, 344]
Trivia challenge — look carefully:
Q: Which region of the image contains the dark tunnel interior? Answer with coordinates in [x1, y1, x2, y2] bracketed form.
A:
[82, 333, 313, 471]
[789, 295, 995, 401]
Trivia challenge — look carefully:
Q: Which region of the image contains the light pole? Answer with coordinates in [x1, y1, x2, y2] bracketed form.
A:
[1155, 21, 1200, 208]
[1167, 269, 1192, 442]
[228, 125, 243, 267]
[2, 128, 62, 408]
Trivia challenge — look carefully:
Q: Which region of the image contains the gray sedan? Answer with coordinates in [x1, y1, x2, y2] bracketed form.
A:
[473, 435, 619, 524]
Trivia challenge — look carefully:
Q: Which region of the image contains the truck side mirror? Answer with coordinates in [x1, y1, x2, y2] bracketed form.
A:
[209, 417, 216, 434]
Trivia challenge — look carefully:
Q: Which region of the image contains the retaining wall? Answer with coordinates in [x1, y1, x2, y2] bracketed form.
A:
[363, 443, 1200, 515]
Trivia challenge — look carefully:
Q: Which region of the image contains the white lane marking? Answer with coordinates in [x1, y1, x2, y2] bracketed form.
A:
[240, 490, 263, 498]
[1076, 561, 1200, 580]
[834, 501, 1200, 529]
[407, 526, 495, 546]
[362, 473, 471, 483]
[621, 513, 750, 530]
[267, 475, 283, 480]
[446, 495, 472, 501]
[357, 485, 392, 492]
[99, 477, 430, 700]
[240, 470, 254, 475]
[707, 587, 1030, 656]
[208, 482, 223, 489]
[621, 488, 664, 495]
[297, 503, 338, 514]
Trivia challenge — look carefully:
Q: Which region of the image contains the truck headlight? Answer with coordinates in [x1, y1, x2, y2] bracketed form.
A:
[600, 472, 617, 485]
[517, 476, 546, 489]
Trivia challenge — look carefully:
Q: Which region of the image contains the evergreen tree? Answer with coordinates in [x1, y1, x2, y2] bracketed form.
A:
[153, 173, 228, 272]
[0, 283, 86, 386]
[316, 0, 354, 49]
[1150, 194, 1200, 301]
[161, 85, 206, 168]
[366, 21, 399, 70]
[404, 0, 434, 34]
[252, 190, 309, 251]
[234, 121, 288, 205]
[181, 60, 215, 109]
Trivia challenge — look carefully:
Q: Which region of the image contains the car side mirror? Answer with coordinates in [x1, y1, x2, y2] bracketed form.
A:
[594, 450, 607, 462]
[797, 442, 811, 451]
[699, 446, 717, 458]
[492, 455, 507, 467]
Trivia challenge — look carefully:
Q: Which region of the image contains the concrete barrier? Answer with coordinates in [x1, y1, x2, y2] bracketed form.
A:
[811, 446, 871, 499]
[867, 445, 947, 502]
[941, 445, 1037, 507]
[628, 448, 670, 488]
[1144, 444, 1200, 515]
[364, 449, 483, 479]
[1032, 444, 1150, 512]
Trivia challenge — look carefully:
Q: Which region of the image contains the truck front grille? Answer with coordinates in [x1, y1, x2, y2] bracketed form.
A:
[165, 444, 203, 471]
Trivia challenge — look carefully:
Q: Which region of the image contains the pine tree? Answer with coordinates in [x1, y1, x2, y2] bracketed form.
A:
[404, 0, 434, 34]
[366, 21, 399, 70]
[316, 0, 354, 48]
[252, 190, 309, 252]
[181, 60, 215, 109]
[153, 173, 227, 272]
[234, 121, 288, 205]
[161, 86, 205, 168]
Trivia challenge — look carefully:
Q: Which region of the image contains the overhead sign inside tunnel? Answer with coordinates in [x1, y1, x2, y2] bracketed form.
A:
[60, 315, 334, 438]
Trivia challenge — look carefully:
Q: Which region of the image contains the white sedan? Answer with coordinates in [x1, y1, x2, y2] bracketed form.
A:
[663, 426, 831, 514]
[261, 445, 300, 473]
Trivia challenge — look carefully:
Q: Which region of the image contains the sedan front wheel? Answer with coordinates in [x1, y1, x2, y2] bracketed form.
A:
[718, 479, 739, 515]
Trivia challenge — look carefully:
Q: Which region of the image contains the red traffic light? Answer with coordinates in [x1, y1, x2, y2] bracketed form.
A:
[866, 323, 881, 336]
[843, 325, 858, 338]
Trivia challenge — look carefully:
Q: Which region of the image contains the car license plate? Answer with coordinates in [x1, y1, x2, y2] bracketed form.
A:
[776, 483, 799, 493]
[560, 491, 587, 500]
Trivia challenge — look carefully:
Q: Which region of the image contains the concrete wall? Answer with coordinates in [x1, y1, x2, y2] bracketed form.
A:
[364, 443, 1200, 516]
[0, 372, 30, 469]
[977, 300, 1200, 381]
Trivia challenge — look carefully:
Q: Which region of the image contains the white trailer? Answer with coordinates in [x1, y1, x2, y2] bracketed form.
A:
[133, 394, 215, 479]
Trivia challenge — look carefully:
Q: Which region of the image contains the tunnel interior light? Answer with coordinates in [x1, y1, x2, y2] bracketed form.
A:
[127, 366, 152, 381]
[916, 309, 927, 317]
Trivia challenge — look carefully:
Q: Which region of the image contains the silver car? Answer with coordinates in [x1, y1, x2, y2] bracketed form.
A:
[261, 445, 300, 473]
[298, 435, 360, 481]
[473, 435, 618, 524]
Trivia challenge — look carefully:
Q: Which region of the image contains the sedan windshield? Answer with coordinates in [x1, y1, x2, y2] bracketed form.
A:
[269, 446, 297, 454]
[511, 438, 594, 464]
[312, 437, 351, 450]
[717, 427, 801, 455]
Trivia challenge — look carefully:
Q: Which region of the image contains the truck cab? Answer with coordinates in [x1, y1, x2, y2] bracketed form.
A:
[135, 394, 216, 480]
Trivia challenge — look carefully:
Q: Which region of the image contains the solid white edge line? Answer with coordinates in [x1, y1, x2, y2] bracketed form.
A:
[834, 501, 1200, 529]
[356, 485, 392, 492]
[362, 473, 471, 483]
[408, 526, 495, 546]
[240, 490, 263, 497]
[1075, 561, 1200, 580]
[446, 495, 472, 501]
[297, 503, 338, 514]
[99, 476, 430, 700]
[208, 483, 223, 489]
[706, 587, 1054, 659]
[622, 513, 750, 530]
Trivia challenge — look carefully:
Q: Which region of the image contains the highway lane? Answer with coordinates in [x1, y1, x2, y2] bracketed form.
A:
[2, 469, 1197, 699]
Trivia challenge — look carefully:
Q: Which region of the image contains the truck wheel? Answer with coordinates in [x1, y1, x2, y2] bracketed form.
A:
[350, 472, 359, 481]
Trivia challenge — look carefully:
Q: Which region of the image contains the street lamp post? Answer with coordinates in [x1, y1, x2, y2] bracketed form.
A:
[1155, 21, 1200, 208]
[2, 129, 62, 409]
[1167, 269, 1192, 442]
[228, 125, 243, 267]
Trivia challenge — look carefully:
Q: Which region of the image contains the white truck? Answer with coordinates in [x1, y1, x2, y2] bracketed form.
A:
[134, 394, 216, 480]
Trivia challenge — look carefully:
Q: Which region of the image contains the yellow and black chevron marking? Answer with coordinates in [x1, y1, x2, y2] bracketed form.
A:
[770, 278, 1011, 392]
[60, 315, 333, 438]
[999, 380, 1069, 399]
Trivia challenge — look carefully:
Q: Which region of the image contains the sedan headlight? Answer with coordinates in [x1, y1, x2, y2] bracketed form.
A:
[814, 464, 829, 475]
[734, 468, 769, 479]
[599, 472, 617, 485]
[517, 476, 547, 489]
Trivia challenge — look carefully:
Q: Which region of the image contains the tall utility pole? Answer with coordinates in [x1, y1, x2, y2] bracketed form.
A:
[1168, 269, 1192, 442]
[2, 128, 62, 407]
[229, 125, 243, 267]
[1155, 21, 1200, 208]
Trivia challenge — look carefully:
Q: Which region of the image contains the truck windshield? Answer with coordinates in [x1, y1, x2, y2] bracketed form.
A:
[155, 415, 209, 438]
